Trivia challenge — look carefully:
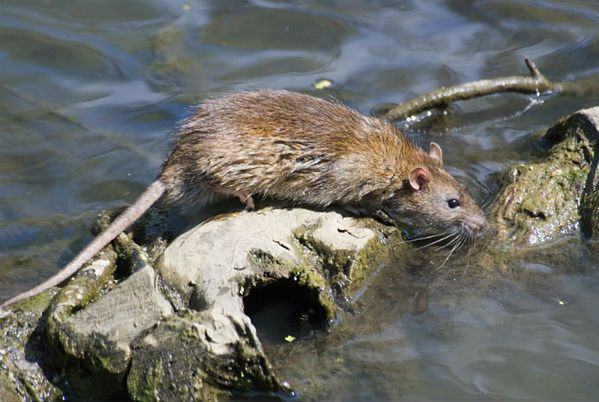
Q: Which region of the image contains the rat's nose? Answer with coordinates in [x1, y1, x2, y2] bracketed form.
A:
[465, 215, 488, 236]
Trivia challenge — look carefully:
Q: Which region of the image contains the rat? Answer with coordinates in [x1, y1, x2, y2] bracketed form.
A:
[0, 90, 487, 308]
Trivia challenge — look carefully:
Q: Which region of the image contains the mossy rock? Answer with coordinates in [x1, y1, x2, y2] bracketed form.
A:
[491, 107, 599, 248]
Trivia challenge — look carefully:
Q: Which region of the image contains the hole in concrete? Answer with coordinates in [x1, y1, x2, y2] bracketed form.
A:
[243, 279, 327, 345]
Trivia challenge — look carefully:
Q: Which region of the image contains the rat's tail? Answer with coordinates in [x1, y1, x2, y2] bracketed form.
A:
[1, 179, 166, 309]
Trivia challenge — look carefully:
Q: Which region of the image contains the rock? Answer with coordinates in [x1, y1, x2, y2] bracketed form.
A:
[57, 265, 173, 376]
[127, 308, 281, 401]
[571, 109, 599, 242]
[158, 208, 393, 316]
[131, 207, 399, 400]
[158, 208, 319, 307]
[491, 107, 599, 248]
[0, 290, 62, 401]
[41, 206, 398, 400]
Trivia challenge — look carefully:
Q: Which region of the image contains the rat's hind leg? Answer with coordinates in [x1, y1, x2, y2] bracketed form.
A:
[209, 186, 255, 209]
[233, 191, 255, 209]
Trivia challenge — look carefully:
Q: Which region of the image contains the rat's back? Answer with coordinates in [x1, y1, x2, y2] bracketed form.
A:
[160, 90, 415, 207]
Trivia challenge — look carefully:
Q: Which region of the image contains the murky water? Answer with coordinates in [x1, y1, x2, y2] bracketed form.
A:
[1, 0, 599, 400]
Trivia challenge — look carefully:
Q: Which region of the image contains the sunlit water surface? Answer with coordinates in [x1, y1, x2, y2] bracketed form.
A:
[1, 0, 599, 400]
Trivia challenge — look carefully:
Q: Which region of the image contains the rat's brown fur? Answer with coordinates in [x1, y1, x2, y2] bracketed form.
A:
[164, 91, 429, 206]
[162, 90, 486, 236]
[1, 90, 486, 309]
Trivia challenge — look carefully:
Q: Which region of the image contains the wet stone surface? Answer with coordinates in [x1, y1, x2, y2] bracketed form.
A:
[491, 107, 599, 248]
[0, 207, 400, 400]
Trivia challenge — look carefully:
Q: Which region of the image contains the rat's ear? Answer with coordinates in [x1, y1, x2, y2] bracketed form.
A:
[409, 166, 430, 190]
[428, 142, 443, 165]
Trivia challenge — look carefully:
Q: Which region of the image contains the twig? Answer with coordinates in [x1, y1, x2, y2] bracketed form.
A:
[383, 58, 561, 121]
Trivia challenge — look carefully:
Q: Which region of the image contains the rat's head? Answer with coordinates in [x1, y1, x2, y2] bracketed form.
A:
[381, 142, 487, 243]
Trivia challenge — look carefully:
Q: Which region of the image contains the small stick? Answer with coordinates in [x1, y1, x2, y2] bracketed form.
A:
[383, 58, 561, 121]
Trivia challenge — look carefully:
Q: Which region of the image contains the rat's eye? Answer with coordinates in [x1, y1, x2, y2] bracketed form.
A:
[447, 198, 460, 209]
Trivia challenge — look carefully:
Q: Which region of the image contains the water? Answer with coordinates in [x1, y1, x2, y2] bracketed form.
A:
[1, 0, 599, 400]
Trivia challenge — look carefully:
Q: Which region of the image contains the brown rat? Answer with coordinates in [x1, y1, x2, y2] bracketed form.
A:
[1, 90, 487, 308]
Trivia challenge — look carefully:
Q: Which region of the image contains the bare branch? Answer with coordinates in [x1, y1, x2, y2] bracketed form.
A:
[524, 57, 542, 79]
[383, 58, 561, 121]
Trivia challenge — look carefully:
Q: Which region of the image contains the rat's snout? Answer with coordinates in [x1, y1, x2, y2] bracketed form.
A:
[464, 214, 488, 237]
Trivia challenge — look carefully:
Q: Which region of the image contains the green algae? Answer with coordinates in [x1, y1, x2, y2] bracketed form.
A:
[0, 289, 61, 401]
[127, 313, 285, 401]
[492, 114, 596, 248]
